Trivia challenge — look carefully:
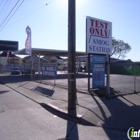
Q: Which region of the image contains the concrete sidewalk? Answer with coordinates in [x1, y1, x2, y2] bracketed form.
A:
[1, 75, 140, 132]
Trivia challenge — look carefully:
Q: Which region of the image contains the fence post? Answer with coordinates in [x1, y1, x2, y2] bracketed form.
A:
[134, 64, 136, 93]
[88, 53, 90, 92]
[31, 55, 33, 80]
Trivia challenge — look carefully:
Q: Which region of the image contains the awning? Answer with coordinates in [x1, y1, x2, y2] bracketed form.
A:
[14, 48, 88, 57]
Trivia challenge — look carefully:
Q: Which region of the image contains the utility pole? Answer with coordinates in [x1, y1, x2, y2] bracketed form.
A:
[68, 0, 76, 110]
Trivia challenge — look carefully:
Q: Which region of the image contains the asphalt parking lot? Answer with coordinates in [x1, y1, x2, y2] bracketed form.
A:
[2, 71, 140, 95]
[32, 72, 140, 95]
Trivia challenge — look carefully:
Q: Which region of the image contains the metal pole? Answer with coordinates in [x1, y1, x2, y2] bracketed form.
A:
[68, 0, 76, 110]
[88, 53, 90, 92]
[134, 64, 136, 93]
[54, 64, 56, 86]
[38, 53, 40, 75]
[76, 56, 77, 74]
[31, 54, 33, 80]
[38, 53, 41, 82]
[106, 54, 110, 97]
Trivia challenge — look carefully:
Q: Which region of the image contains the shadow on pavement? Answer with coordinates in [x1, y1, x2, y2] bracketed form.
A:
[34, 86, 54, 97]
[0, 90, 9, 94]
[65, 110, 79, 140]
[0, 75, 31, 84]
[91, 94, 140, 139]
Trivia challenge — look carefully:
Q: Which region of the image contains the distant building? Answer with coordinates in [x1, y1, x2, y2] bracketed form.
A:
[22, 55, 64, 71]
[41, 56, 64, 70]
[0, 52, 22, 73]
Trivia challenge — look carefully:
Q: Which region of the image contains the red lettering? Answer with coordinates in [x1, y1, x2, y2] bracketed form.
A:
[90, 27, 94, 34]
[90, 19, 96, 26]
[104, 30, 108, 37]
[95, 20, 100, 28]
[95, 28, 99, 35]
[104, 22, 108, 29]
[100, 22, 104, 28]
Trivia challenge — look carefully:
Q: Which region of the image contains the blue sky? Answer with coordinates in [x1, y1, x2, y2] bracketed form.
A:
[0, 0, 140, 61]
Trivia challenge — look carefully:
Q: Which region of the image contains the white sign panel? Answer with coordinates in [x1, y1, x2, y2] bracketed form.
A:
[41, 66, 57, 76]
[86, 16, 112, 54]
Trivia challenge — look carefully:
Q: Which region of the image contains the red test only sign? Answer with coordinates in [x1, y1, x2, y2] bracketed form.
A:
[86, 16, 112, 54]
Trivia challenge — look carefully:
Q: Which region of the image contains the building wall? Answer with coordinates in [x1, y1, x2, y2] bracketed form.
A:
[0, 56, 22, 65]
[0, 56, 23, 73]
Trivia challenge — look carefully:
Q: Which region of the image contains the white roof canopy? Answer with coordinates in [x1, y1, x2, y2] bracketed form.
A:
[14, 48, 87, 57]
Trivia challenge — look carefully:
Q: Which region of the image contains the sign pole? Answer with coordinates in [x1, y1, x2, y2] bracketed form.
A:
[31, 54, 33, 80]
[88, 53, 90, 92]
[106, 54, 110, 97]
[134, 64, 136, 93]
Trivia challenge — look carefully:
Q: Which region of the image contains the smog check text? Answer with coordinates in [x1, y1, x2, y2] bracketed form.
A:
[93, 64, 104, 71]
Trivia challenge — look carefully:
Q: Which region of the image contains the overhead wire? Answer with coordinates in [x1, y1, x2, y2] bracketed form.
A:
[10, 3, 47, 25]
[4, 0, 56, 28]
[0, 0, 25, 32]
[0, 0, 57, 32]
[0, 0, 9, 15]
[0, 0, 21, 28]
[0, 0, 12, 22]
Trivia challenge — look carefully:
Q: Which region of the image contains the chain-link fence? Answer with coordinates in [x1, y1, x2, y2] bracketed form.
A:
[21, 59, 140, 96]
[110, 62, 140, 95]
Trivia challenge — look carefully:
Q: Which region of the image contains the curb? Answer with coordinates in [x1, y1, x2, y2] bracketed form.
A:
[40, 103, 83, 123]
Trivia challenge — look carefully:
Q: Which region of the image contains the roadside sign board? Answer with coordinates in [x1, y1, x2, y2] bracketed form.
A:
[41, 66, 57, 76]
[86, 16, 112, 54]
[92, 55, 105, 88]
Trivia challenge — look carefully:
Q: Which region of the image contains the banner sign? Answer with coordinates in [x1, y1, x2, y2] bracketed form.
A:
[25, 26, 32, 55]
[92, 55, 105, 88]
[86, 16, 112, 55]
[42, 66, 57, 76]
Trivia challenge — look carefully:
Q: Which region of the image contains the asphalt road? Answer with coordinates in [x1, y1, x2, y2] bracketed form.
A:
[0, 75, 127, 140]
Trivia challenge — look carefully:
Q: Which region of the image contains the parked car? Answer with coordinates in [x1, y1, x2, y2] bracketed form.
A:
[22, 69, 35, 76]
[11, 67, 21, 75]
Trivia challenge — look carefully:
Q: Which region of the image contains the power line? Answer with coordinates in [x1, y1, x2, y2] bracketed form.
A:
[0, 0, 57, 32]
[0, 0, 9, 16]
[0, 0, 25, 32]
[4, 0, 56, 28]
[0, 0, 21, 28]
[0, 0, 12, 22]
[5, 4, 47, 29]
